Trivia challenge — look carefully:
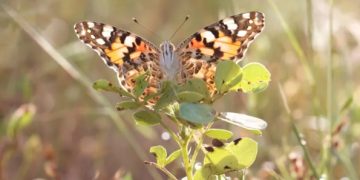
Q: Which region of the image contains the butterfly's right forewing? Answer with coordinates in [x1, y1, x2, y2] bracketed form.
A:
[74, 21, 163, 96]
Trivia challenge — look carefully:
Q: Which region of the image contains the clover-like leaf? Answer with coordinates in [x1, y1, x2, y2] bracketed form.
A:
[204, 129, 233, 141]
[165, 149, 181, 165]
[226, 138, 258, 168]
[150, 145, 167, 167]
[194, 164, 213, 180]
[133, 73, 149, 97]
[180, 79, 210, 100]
[203, 137, 258, 174]
[215, 61, 243, 94]
[218, 112, 267, 131]
[179, 103, 215, 124]
[177, 91, 204, 103]
[116, 101, 141, 111]
[237, 63, 270, 93]
[133, 110, 161, 126]
[154, 81, 176, 110]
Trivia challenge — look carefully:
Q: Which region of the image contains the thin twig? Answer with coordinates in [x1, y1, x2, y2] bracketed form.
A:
[278, 84, 319, 178]
[144, 161, 177, 180]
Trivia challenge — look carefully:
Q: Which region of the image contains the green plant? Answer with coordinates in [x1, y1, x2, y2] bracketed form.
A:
[93, 61, 270, 179]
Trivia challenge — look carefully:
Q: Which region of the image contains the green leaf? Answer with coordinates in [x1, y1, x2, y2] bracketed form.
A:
[218, 112, 267, 130]
[249, 129, 263, 135]
[180, 79, 210, 100]
[177, 91, 204, 103]
[179, 103, 215, 124]
[116, 101, 141, 111]
[133, 110, 161, 126]
[194, 164, 213, 180]
[204, 129, 233, 140]
[133, 73, 149, 97]
[215, 61, 242, 93]
[7, 104, 36, 139]
[93, 79, 131, 97]
[203, 137, 258, 174]
[150, 145, 167, 167]
[238, 63, 270, 93]
[154, 81, 176, 110]
[226, 138, 258, 168]
[165, 149, 181, 165]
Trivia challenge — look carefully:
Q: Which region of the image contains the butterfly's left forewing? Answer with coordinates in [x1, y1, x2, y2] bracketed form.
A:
[176, 11, 265, 94]
[74, 21, 163, 98]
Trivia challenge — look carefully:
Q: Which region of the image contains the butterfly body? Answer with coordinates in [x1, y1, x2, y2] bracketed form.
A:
[74, 11, 265, 100]
[159, 41, 180, 81]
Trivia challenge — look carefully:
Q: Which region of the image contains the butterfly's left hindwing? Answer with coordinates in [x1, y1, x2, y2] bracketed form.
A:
[74, 21, 163, 98]
[176, 11, 265, 94]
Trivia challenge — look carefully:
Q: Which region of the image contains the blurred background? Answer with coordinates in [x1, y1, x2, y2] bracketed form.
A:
[1, 0, 359, 179]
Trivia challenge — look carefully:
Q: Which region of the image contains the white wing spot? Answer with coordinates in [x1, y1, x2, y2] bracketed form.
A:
[202, 31, 216, 42]
[87, 22, 95, 28]
[247, 26, 252, 30]
[227, 23, 238, 30]
[237, 30, 247, 37]
[102, 31, 111, 38]
[248, 19, 254, 24]
[80, 30, 86, 36]
[87, 29, 91, 33]
[90, 34, 96, 39]
[223, 18, 235, 25]
[103, 25, 113, 32]
[124, 36, 135, 47]
[96, 38, 106, 45]
[242, 13, 250, 19]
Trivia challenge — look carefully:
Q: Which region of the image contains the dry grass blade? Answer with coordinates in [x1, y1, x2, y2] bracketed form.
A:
[267, 0, 314, 85]
[1, 4, 162, 179]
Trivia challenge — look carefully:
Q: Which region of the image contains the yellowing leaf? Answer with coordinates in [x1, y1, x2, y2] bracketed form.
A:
[238, 63, 270, 93]
[204, 129, 233, 140]
[150, 145, 167, 167]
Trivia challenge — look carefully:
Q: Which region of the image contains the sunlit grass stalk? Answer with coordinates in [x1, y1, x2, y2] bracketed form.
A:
[1, 5, 162, 179]
[267, 0, 314, 85]
[325, 0, 336, 177]
[278, 84, 319, 179]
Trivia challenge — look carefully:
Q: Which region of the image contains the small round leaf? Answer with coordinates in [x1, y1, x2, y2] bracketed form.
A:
[215, 61, 242, 93]
[133, 110, 161, 126]
[150, 145, 167, 167]
[238, 63, 270, 93]
[179, 103, 215, 124]
[204, 129, 233, 140]
[116, 101, 141, 111]
[203, 137, 258, 174]
[177, 91, 204, 102]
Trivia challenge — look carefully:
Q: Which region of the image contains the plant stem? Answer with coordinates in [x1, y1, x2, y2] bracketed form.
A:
[278, 84, 319, 178]
[145, 161, 177, 180]
[181, 131, 193, 180]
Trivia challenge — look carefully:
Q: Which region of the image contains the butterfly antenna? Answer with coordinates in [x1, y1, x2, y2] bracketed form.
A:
[132, 17, 162, 41]
[169, 15, 190, 40]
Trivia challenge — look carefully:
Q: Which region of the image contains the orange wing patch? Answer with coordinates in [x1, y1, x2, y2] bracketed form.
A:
[176, 11, 265, 95]
[74, 21, 162, 102]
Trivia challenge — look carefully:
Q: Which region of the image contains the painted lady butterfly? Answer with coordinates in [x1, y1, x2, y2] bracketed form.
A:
[74, 11, 265, 102]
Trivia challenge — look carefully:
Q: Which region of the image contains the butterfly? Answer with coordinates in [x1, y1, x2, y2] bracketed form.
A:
[74, 11, 265, 104]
